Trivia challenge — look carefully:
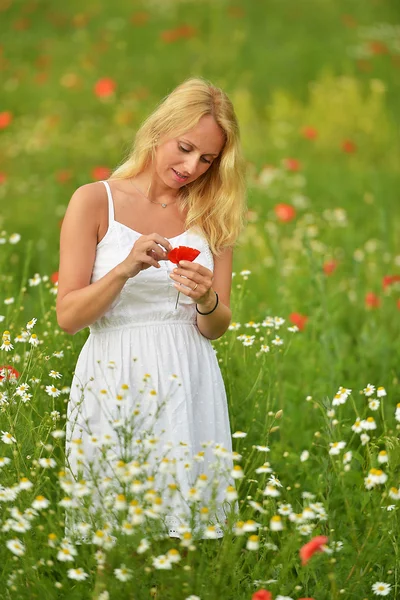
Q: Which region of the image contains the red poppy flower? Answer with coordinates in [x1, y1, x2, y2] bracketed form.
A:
[0, 365, 20, 382]
[300, 534, 328, 565]
[130, 12, 150, 26]
[342, 139, 357, 153]
[252, 591, 272, 600]
[323, 260, 338, 275]
[289, 312, 308, 331]
[56, 170, 72, 183]
[167, 246, 201, 309]
[0, 111, 12, 129]
[301, 126, 318, 140]
[92, 166, 111, 181]
[282, 158, 301, 171]
[50, 272, 59, 284]
[382, 275, 400, 290]
[0, 172, 7, 184]
[365, 292, 380, 308]
[274, 203, 296, 222]
[94, 77, 116, 98]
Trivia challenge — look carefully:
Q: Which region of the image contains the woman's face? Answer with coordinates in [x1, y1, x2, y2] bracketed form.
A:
[154, 114, 226, 189]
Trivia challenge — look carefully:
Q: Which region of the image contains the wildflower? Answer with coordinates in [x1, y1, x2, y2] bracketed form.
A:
[255, 462, 273, 474]
[254, 445, 270, 452]
[248, 500, 266, 514]
[38, 458, 56, 469]
[114, 564, 133, 582]
[278, 503, 293, 516]
[252, 590, 272, 600]
[6, 538, 25, 556]
[297, 524, 314, 536]
[45, 385, 61, 398]
[378, 450, 388, 464]
[300, 535, 329, 565]
[388, 487, 400, 500]
[343, 451, 352, 464]
[225, 486, 238, 501]
[263, 484, 280, 497]
[49, 370, 62, 379]
[246, 535, 259, 550]
[67, 568, 89, 581]
[363, 383, 375, 397]
[395, 403, 400, 422]
[57, 546, 77, 562]
[1, 431, 16, 444]
[204, 525, 222, 539]
[0, 338, 13, 351]
[271, 336, 284, 346]
[351, 418, 362, 433]
[152, 554, 172, 569]
[25, 318, 37, 330]
[231, 465, 244, 479]
[232, 431, 247, 438]
[269, 515, 284, 531]
[0, 457, 11, 467]
[376, 387, 387, 398]
[28, 272, 42, 286]
[369, 399, 380, 411]
[329, 441, 346, 455]
[361, 416, 377, 430]
[31, 495, 49, 509]
[371, 581, 391, 596]
[360, 433, 370, 445]
[300, 450, 309, 462]
[137, 538, 150, 553]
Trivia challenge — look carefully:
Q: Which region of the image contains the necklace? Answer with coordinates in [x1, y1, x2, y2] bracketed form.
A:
[130, 178, 177, 209]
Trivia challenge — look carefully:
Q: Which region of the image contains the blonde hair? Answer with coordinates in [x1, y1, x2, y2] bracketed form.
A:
[109, 77, 247, 257]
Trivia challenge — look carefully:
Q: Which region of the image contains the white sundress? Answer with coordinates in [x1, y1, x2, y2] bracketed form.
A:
[65, 180, 238, 540]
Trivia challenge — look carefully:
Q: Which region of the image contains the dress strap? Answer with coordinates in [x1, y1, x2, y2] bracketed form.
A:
[101, 180, 115, 225]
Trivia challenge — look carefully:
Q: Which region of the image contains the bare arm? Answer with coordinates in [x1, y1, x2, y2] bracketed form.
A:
[56, 183, 172, 336]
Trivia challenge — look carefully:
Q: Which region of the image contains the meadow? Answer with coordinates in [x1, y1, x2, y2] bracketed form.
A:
[1, 0, 400, 598]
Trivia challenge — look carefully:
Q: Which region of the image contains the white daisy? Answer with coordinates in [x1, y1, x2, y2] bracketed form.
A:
[372, 581, 391, 596]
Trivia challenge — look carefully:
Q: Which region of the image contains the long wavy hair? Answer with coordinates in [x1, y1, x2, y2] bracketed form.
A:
[109, 77, 247, 257]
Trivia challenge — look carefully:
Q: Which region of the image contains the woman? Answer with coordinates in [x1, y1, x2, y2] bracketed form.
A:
[56, 77, 247, 541]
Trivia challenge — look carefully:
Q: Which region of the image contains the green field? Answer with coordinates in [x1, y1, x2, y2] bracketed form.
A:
[1, 1, 400, 598]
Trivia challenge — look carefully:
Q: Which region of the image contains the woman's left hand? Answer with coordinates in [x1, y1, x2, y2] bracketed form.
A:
[169, 260, 214, 304]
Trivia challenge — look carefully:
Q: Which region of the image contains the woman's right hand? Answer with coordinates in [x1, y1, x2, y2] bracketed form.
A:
[118, 233, 174, 279]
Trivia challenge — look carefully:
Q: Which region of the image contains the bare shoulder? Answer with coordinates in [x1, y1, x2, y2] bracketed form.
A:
[56, 182, 107, 315]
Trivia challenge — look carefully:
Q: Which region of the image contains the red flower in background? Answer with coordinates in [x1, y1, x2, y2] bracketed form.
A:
[252, 591, 272, 600]
[0, 111, 12, 129]
[323, 260, 338, 275]
[94, 77, 116, 98]
[300, 535, 328, 565]
[342, 139, 357, 153]
[274, 203, 296, 222]
[301, 126, 318, 140]
[289, 312, 308, 331]
[0, 172, 7, 184]
[56, 170, 73, 183]
[382, 275, 400, 290]
[365, 292, 380, 308]
[166, 246, 201, 309]
[0, 365, 20, 382]
[282, 157, 301, 171]
[92, 166, 111, 181]
[51, 272, 59, 284]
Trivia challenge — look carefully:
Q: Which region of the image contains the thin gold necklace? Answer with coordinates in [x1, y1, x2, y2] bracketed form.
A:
[130, 178, 177, 209]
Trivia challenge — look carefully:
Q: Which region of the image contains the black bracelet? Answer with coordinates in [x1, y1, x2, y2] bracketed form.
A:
[196, 291, 219, 315]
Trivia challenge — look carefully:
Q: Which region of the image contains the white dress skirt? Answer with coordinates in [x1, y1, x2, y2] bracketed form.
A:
[65, 180, 239, 541]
